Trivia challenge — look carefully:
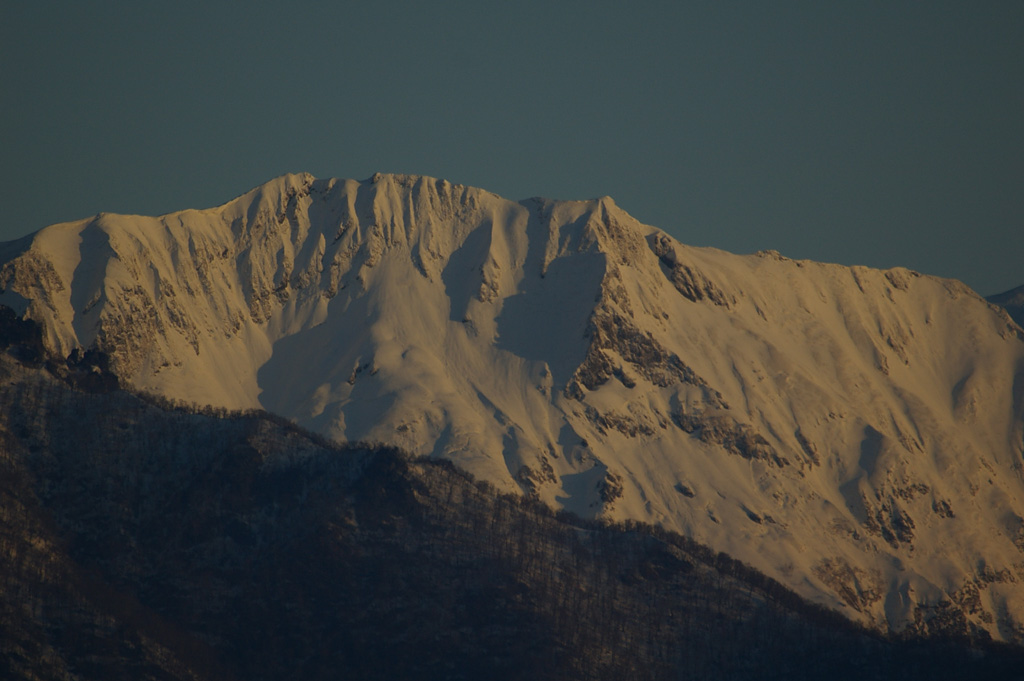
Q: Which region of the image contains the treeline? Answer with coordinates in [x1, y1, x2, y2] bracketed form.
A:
[1, 348, 1023, 679]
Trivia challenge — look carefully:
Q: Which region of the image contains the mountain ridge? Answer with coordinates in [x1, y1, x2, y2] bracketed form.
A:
[988, 284, 1024, 328]
[3, 172, 1024, 639]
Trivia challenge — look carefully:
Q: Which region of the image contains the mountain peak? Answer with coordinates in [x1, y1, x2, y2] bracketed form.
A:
[3, 174, 1024, 640]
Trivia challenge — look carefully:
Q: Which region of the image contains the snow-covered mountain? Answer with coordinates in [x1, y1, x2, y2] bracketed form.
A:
[3, 172, 1024, 640]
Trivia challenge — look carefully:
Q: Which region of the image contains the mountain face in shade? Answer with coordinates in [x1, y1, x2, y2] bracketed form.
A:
[989, 284, 1024, 328]
[4, 352, 1022, 681]
[2, 172, 1024, 640]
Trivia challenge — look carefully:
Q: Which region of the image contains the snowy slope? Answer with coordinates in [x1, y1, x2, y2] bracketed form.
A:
[3, 172, 1024, 640]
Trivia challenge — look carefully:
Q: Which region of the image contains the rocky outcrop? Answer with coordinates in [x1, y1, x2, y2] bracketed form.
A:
[671, 410, 787, 467]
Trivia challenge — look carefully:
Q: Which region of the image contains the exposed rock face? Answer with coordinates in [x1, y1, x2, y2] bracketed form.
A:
[3, 172, 1024, 641]
[671, 411, 786, 467]
[650, 233, 735, 307]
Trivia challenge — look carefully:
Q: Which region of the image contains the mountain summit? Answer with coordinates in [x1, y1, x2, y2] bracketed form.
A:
[3, 172, 1024, 639]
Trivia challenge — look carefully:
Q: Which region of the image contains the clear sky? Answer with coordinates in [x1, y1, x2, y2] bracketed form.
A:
[1, 2, 1021, 295]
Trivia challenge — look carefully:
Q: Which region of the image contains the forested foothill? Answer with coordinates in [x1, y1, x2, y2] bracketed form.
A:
[1, 314, 1022, 680]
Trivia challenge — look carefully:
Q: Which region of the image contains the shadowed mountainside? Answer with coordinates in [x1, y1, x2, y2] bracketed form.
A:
[1, 348, 1022, 680]
[989, 284, 1024, 328]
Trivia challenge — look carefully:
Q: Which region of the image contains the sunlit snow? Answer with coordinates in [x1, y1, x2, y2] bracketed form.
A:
[3, 172, 1024, 638]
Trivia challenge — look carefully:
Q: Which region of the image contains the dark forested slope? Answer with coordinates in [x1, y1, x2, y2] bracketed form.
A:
[0, 350, 1021, 681]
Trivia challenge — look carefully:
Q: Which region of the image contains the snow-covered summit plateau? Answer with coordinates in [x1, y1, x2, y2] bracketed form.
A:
[3, 172, 1024, 639]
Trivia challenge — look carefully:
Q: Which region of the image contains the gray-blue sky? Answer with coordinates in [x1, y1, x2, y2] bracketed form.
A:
[2, 2, 1021, 294]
